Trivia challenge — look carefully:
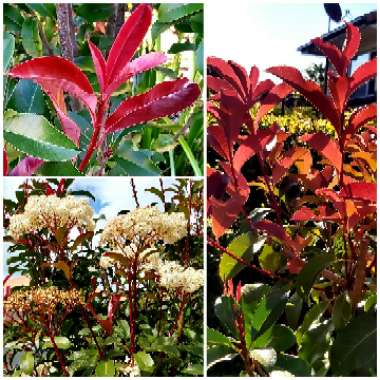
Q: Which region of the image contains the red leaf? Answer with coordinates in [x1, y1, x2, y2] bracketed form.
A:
[210, 197, 243, 239]
[343, 23, 361, 62]
[3, 149, 8, 176]
[37, 79, 82, 145]
[328, 74, 350, 114]
[105, 78, 200, 134]
[255, 82, 292, 127]
[208, 125, 229, 160]
[346, 104, 377, 136]
[250, 79, 274, 105]
[207, 75, 237, 97]
[207, 56, 246, 100]
[301, 132, 342, 171]
[105, 52, 167, 97]
[267, 66, 341, 132]
[312, 37, 346, 75]
[342, 182, 376, 202]
[228, 59, 249, 100]
[88, 40, 107, 93]
[207, 168, 228, 203]
[10, 156, 44, 176]
[107, 294, 121, 321]
[349, 58, 377, 96]
[249, 66, 259, 95]
[9, 56, 97, 114]
[272, 147, 311, 185]
[106, 4, 152, 86]
[291, 206, 341, 222]
[233, 128, 275, 171]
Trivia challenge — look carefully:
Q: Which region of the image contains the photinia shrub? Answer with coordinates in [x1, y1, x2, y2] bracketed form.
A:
[207, 22, 376, 376]
[4, 178, 204, 376]
[4, 4, 201, 176]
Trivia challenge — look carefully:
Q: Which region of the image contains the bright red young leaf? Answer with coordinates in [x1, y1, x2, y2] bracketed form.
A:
[88, 40, 107, 93]
[301, 132, 342, 171]
[341, 182, 376, 202]
[255, 82, 292, 127]
[267, 66, 341, 133]
[342, 23, 361, 61]
[9, 56, 97, 115]
[312, 36, 347, 75]
[105, 78, 200, 135]
[349, 58, 377, 97]
[346, 103, 377, 137]
[106, 4, 152, 87]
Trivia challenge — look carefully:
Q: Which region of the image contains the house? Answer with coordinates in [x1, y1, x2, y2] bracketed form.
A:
[298, 11, 377, 106]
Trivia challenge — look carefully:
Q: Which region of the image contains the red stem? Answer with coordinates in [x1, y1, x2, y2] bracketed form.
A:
[208, 238, 276, 279]
[48, 331, 69, 376]
[79, 100, 107, 172]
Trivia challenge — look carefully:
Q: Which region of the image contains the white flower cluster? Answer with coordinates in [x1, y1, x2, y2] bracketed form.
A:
[100, 206, 187, 248]
[8, 195, 95, 240]
[157, 261, 204, 294]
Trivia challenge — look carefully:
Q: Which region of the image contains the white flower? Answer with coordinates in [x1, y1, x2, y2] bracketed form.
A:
[99, 255, 115, 269]
[100, 207, 187, 249]
[8, 195, 95, 240]
[157, 260, 203, 294]
[250, 348, 277, 368]
[270, 370, 295, 377]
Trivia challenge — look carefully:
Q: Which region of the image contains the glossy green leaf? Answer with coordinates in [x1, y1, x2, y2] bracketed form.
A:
[296, 253, 335, 298]
[259, 244, 285, 272]
[158, 4, 203, 23]
[10, 79, 45, 114]
[274, 353, 311, 376]
[135, 351, 155, 375]
[19, 351, 34, 375]
[208, 328, 233, 347]
[4, 4, 24, 34]
[244, 285, 288, 343]
[111, 156, 161, 176]
[95, 360, 115, 377]
[207, 345, 237, 370]
[21, 18, 42, 57]
[296, 301, 328, 345]
[43, 336, 71, 350]
[299, 322, 332, 368]
[285, 292, 303, 330]
[254, 324, 296, 352]
[214, 296, 238, 338]
[68, 190, 96, 201]
[332, 293, 352, 329]
[4, 114, 80, 161]
[330, 312, 376, 376]
[25, 3, 56, 18]
[219, 232, 258, 280]
[4, 31, 15, 71]
[38, 162, 82, 176]
[74, 4, 113, 22]
[168, 41, 196, 54]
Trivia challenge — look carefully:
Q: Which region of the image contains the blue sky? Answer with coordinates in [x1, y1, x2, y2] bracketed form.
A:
[206, 2, 376, 78]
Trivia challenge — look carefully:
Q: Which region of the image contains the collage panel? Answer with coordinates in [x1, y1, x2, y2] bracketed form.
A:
[3, 177, 204, 376]
[4, 3, 203, 177]
[206, 2, 377, 377]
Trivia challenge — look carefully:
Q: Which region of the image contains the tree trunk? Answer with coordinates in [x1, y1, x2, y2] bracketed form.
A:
[106, 4, 125, 42]
[56, 4, 80, 111]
